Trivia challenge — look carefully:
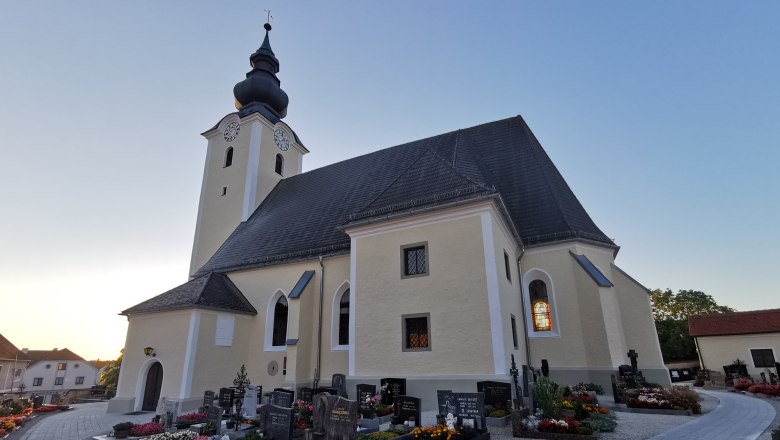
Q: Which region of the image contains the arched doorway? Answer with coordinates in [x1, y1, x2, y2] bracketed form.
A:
[141, 362, 163, 411]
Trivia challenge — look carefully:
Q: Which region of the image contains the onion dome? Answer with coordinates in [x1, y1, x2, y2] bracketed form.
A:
[233, 23, 289, 119]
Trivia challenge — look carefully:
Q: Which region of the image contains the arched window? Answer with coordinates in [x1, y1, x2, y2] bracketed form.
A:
[224, 147, 234, 167]
[275, 154, 284, 175]
[530, 280, 552, 332]
[272, 296, 288, 346]
[338, 289, 350, 345]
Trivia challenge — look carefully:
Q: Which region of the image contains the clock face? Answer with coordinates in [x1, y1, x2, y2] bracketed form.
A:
[223, 121, 240, 142]
[274, 128, 290, 151]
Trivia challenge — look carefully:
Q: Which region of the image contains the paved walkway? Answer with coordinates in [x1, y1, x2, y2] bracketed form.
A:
[649, 390, 775, 440]
[16, 402, 154, 440]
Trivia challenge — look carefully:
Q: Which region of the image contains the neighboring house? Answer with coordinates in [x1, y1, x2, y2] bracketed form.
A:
[110, 25, 668, 413]
[23, 348, 99, 403]
[689, 308, 780, 379]
[0, 333, 30, 394]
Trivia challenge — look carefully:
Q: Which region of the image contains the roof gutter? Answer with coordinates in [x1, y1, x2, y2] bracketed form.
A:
[516, 249, 532, 378]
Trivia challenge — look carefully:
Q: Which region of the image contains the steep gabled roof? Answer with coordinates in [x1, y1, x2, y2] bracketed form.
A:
[121, 272, 256, 316]
[25, 348, 83, 365]
[689, 308, 780, 337]
[195, 116, 614, 276]
[0, 333, 28, 361]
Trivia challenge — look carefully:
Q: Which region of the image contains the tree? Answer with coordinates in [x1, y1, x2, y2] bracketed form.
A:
[100, 350, 123, 389]
[650, 289, 734, 362]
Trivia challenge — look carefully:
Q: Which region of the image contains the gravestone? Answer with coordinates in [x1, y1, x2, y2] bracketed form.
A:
[437, 390, 456, 416]
[274, 387, 295, 401]
[242, 386, 258, 418]
[313, 394, 359, 440]
[380, 378, 406, 405]
[394, 395, 421, 427]
[760, 372, 767, 384]
[207, 405, 223, 436]
[610, 375, 622, 404]
[541, 359, 550, 378]
[332, 373, 348, 398]
[270, 390, 294, 408]
[451, 392, 485, 429]
[162, 399, 180, 428]
[219, 388, 235, 412]
[357, 384, 377, 419]
[264, 404, 293, 440]
[203, 390, 215, 410]
[477, 381, 512, 409]
[300, 387, 315, 403]
[627, 349, 639, 375]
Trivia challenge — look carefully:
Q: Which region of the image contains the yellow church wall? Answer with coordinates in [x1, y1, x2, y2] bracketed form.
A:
[696, 333, 780, 378]
[118, 310, 192, 407]
[226, 255, 350, 390]
[489, 215, 527, 368]
[569, 262, 613, 367]
[610, 266, 668, 384]
[189, 311, 254, 397]
[351, 209, 494, 376]
[523, 244, 589, 367]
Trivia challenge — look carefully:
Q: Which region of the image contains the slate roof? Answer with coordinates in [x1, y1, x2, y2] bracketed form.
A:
[688, 308, 780, 337]
[121, 272, 256, 316]
[195, 115, 615, 276]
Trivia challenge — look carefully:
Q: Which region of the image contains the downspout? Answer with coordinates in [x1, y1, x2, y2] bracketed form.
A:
[313, 256, 325, 388]
[517, 252, 532, 368]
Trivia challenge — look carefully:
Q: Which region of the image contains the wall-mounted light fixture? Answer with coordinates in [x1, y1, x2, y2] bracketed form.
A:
[143, 347, 156, 357]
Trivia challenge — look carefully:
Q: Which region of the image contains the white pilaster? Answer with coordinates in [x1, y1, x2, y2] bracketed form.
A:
[180, 310, 201, 399]
[348, 237, 357, 376]
[242, 122, 263, 221]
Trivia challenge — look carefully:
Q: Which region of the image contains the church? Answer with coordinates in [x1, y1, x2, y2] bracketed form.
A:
[109, 24, 668, 414]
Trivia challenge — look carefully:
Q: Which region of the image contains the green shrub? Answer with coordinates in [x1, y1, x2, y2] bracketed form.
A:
[112, 422, 134, 431]
[582, 413, 617, 432]
[242, 431, 265, 440]
[533, 377, 564, 419]
[577, 426, 594, 435]
[367, 432, 400, 440]
[488, 409, 509, 418]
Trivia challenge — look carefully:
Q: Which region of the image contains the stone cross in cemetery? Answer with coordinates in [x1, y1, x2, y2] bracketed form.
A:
[357, 384, 377, 419]
[509, 354, 524, 408]
[380, 378, 406, 405]
[270, 389, 295, 408]
[627, 349, 639, 375]
[312, 394, 359, 440]
[332, 373, 347, 398]
[394, 395, 421, 427]
[476, 381, 512, 410]
[264, 404, 294, 440]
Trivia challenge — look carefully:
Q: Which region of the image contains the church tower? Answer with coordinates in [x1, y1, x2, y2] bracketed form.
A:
[190, 23, 308, 275]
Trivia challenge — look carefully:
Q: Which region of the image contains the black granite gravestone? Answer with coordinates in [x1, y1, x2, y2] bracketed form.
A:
[451, 392, 485, 429]
[357, 384, 377, 419]
[207, 405, 223, 435]
[477, 381, 512, 409]
[380, 378, 406, 405]
[313, 387, 338, 397]
[332, 374, 348, 398]
[394, 395, 421, 427]
[437, 390, 456, 416]
[264, 405, 294, 440]
[274, 388, 295, 401]
[203, 390, 215, 409]
[219, 388, 235, 412]
[300, 387, 314, 403]
[270, 390, 294, 408]
[323, 395, 359, 440]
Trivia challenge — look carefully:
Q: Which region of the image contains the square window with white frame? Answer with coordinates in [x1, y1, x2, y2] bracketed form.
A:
[750, 348, 776, 368]
[401, 242, 428, 278]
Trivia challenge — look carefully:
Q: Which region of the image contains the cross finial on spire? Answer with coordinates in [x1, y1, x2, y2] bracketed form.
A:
[264, 9, 273, 24]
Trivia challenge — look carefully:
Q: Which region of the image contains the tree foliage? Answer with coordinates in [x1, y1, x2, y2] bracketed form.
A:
[99, 350, 123, 389]
[650, 289, 734, 362]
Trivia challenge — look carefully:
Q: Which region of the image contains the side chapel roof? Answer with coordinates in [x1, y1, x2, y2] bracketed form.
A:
[121, 272, 256, 316]
[195, 115, 615, 276]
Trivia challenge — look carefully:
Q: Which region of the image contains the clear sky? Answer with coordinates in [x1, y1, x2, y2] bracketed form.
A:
[1, 1, 778, 362]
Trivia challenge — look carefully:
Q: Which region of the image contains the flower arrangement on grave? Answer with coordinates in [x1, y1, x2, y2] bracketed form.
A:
[138, 431, 200, 440]
[532, 377, 564, 419]
[733, 377, 754, 390]
[626, 387, 672, 410]
[537, 417, 587, 435]
[374, 401, 393, 417]
[129, 422, 165, 436]
[410, 424, 481, 440]
[485, 401, 509, 418]
[176, 411, 208, 424]
[748, 384, 780, 396]
[292, 399, 314, 429]
[363, 393, 379, 413]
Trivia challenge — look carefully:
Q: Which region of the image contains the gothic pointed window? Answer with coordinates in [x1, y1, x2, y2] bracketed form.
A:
[338, 289, 350, 346]
[530, 279, 552, 332]
[224, 147, 234, 167]
[272, 296, 288, 346]
[275, 154, 284, 175]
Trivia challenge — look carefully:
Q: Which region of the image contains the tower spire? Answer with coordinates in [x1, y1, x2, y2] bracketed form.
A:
[233, 19, 289, 119]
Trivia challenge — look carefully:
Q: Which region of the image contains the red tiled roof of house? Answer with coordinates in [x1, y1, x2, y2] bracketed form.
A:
[0, 333, 28, 360]
[25, 348, 85, 366]
[689, 308, 780, 337]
